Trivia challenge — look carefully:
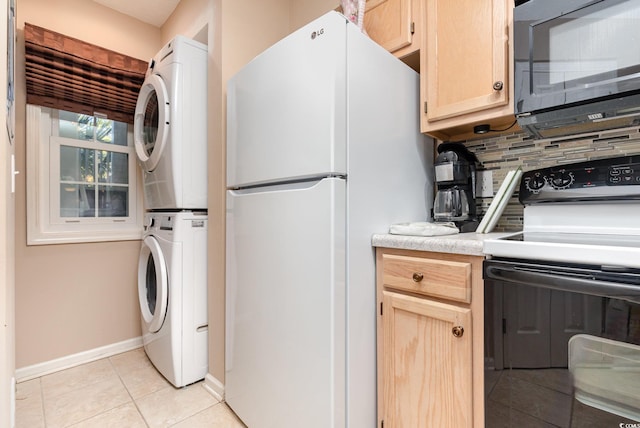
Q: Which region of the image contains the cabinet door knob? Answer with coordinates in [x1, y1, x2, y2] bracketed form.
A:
[412, 272, 424, 282]
[452, 326, 464, 338]
[493, 81, 504, 91]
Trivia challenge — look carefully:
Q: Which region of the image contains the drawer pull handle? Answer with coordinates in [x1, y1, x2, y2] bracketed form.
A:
[452, 326, 464, 338]
[412, 272, 424, 282]
[493, 80, 504, 91]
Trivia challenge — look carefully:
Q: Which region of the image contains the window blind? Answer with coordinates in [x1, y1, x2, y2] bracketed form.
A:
[24, 23, 148, 124]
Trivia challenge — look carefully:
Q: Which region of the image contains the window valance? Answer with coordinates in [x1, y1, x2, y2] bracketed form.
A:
[24, 23, 148, 124]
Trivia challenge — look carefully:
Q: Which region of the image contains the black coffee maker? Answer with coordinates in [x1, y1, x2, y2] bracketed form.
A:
[433, 142, 479, 232]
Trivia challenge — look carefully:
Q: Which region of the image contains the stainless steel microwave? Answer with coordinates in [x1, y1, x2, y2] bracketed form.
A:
[514, 0, 640, 139]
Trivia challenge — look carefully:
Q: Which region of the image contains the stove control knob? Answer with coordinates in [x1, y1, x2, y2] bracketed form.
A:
[549, 171, 575, 189]
[525, 172, 546, 192]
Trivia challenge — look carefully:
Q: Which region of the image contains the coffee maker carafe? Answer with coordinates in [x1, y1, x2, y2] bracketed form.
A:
[433, 142, 479, 232]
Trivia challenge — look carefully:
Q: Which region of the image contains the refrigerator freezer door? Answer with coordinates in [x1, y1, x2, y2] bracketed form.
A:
[225, 178, 346, 428]
[226, 12, 348, 188]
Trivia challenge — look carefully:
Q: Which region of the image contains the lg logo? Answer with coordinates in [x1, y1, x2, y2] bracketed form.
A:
[310, 28, 325, 40]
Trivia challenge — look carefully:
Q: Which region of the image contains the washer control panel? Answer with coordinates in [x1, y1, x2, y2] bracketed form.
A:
[143, 214, 174, 232]
[519, 155, 640, 204]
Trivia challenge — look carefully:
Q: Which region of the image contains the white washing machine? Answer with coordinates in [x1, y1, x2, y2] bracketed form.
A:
[134, 36, 208, 210]
[138, 211, 208, 387]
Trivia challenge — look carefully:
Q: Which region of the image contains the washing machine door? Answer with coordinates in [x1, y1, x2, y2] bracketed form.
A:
[138, 235, 169, 333]
[134, 73, 170, 172]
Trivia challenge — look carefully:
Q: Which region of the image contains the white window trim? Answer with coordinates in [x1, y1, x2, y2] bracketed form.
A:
[27, 104, 144, 245]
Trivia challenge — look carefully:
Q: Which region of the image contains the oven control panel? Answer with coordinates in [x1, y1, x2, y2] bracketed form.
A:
[519, 155, 640, 204]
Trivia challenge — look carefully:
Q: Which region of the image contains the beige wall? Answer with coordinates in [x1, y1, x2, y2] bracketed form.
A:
[221, 0, 291, 82]
[290, 0, 339, 30]
[15, 0, 161, 368]
[20, 0, 161, 59]
[1, 0, 15, 422]
[161, 0, 210, 44]
[13, 0, 341, 385]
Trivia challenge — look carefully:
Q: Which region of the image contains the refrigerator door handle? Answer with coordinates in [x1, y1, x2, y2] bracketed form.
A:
[229, 175, 346, 194]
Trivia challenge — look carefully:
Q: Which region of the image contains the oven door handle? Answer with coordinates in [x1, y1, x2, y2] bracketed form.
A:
[485, 264, 640, 300]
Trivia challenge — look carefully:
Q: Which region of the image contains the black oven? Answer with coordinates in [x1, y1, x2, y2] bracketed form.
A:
[514, 0, 640, 138]
[482, 156, 640, 427]
[483, 258, 640, 427]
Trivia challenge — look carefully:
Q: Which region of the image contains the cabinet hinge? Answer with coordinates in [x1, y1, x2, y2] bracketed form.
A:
[424, 101, 428, 113]
[502, 318, 507, 334]
[380, 302, 383, 316]
[410, 21, 415, 34]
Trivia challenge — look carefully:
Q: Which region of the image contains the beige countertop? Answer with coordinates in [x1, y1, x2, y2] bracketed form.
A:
[371, 231, 515, 256]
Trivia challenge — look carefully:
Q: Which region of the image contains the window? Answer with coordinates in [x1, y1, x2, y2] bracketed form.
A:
[27, 104, 143, 245]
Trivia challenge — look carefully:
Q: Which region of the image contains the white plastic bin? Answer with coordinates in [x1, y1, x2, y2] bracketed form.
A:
[569, 334, 640, 421]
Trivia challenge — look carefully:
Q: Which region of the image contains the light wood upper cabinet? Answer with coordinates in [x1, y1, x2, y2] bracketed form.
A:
[364, 0, 421, 61]
[421, 0, 517, 141]
[376, 248, 485, 427]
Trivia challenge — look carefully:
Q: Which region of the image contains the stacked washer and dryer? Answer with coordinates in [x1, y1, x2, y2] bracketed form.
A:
[134, 36, 209, 388]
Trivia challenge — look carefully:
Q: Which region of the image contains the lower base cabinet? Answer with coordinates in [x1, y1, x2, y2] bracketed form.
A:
[376, 248, 484, 427]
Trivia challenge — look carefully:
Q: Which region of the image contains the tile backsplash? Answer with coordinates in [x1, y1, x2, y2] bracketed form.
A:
[461, 126, 640, 231]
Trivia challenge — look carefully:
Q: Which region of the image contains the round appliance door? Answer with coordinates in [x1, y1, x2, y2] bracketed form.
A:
[134, 74, 170, 172]
[138, 235, 169, 333]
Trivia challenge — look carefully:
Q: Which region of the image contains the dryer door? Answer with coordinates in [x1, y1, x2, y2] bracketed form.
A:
[138, 235, 169, 333]
[134, 74, 170, 172]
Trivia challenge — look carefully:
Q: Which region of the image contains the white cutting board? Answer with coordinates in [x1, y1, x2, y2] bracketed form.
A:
[477, 168, 522, 233]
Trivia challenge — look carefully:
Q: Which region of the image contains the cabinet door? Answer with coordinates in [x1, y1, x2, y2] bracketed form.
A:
[381, 290, 472, 427]
[425, 0, 508, 122]
[364, 0, 413, 53]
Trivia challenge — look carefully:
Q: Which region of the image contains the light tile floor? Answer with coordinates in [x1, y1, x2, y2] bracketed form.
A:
[15, 348, 246, 428]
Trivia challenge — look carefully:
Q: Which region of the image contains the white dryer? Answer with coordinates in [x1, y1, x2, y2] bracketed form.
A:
[134, 36, 208, 210]
[138, 211, 208, 387]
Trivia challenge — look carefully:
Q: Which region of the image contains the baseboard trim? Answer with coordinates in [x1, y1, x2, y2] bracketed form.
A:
[15, 336, 143, 382]
[203, 373, 224, 402]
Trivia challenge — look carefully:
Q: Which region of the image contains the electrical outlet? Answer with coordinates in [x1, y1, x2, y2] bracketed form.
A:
[477, 170, 494, 197]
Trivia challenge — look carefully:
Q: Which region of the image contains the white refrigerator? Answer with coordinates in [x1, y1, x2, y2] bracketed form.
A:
[226, 11, 433, 428]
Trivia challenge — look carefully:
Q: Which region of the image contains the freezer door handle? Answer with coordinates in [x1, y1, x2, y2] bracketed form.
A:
[228, 175, 345, 194]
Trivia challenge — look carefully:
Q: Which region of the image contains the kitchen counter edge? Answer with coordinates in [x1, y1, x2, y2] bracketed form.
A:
[371, 232, 514, 256]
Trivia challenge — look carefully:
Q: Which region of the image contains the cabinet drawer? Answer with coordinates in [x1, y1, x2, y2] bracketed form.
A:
[381, 253, 471, 303]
